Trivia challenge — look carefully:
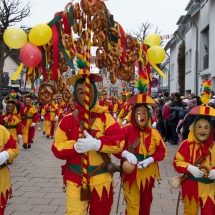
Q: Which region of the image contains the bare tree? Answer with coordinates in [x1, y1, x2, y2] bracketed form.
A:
[127, 21, 163, 45]
[0, 0, 31, 96]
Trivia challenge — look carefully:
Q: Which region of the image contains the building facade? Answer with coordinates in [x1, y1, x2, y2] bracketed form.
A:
[161, 0, 215, 96]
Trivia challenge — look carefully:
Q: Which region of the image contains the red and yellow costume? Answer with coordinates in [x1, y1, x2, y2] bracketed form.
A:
[0, 125, 19, 214]
[117, 101, 131, 126]
[115, 68, 167, 215]
[52, 102, 124, 215]
[20, 91, 40, 148]
[41, 102, 59, 138]
[173, 127, 215, 214]
[55, 97, 67, 122]
[173, 80, 215, 215]
[0, 107, 22, 143]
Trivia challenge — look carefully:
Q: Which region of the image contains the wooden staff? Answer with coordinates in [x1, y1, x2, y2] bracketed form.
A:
[82, 0, 92, 191]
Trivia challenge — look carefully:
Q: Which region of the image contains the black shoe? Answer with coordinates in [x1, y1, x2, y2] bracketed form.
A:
[28, 144, 31, 148]
[46, 135, 49, 138]
[51, 136, 54, 139]
[171, 141, 177, 145]
[43, 131, 45, 135]
[23, 144, 27, 149]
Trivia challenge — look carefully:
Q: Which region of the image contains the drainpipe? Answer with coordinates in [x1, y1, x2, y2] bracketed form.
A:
[186, 14, 198, 95]
[166, 53, 171, 93]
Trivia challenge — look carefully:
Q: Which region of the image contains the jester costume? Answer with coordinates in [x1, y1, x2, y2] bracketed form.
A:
[55, 95, 67, 122]
[52, 72, 124, 215]
[173, 80, 215, 215]
[20, 89, 40, 148]
[41, 101, 59, 138]
[0, 91, 22, 143]
[0, 125, 19, 215]
[115, 69, 167, 215]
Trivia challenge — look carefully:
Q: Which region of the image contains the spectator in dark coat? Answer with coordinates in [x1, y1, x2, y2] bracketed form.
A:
[182, 98, 197, 140]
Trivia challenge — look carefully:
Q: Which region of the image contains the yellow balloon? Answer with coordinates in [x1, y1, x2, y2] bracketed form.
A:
[147, 46, 166, 64]
[3, 27, 27, 49]
[144, 33, 161, 47]
[29, 24, 52, 46]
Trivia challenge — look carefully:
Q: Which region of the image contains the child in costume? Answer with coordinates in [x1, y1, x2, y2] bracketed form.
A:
[173, 80, 215, 215]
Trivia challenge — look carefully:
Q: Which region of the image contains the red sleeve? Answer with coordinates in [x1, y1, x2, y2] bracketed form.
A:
[16, 122, 23, 135]
[33, 112, 40, 123]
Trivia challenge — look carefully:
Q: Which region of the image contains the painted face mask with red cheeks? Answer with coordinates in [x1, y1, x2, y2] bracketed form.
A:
[134, 105, 149, 128]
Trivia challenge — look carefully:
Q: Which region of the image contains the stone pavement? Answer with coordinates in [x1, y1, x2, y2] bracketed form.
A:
[5, 126, 184, 215]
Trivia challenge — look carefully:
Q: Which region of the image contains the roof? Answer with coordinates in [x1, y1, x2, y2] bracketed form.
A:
[176, 15, 185, 25]
[185, 0, 194, 11]
[164, 36, 177, 51]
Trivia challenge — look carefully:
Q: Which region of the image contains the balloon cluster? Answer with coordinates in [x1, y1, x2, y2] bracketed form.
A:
[3, 24, 52, 68]
[144, 33, 166, 78]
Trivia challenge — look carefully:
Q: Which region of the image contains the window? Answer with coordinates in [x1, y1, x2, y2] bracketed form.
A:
[186, 52, 188, 71]
[189, 49, 192, 69]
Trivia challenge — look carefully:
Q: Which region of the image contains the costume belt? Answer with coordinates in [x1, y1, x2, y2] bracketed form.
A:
[135, 154, 151, 161]
[188, 175, 214, 184]
[23, 116, 33, 119]
[5, 125, 17, 129]
[67, 163, 106, 177]
[0, 162, 7, 170]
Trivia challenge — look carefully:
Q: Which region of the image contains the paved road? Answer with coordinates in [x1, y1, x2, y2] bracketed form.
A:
[5, 125, 184, 215]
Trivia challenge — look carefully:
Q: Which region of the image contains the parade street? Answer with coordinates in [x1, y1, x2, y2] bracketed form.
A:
[5, 125, 183, 215]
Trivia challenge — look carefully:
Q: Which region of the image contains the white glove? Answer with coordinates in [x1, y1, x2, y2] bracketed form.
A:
[208, 169, 215, 180]
[152, 121, 157, 128]
[187, 165, 204, 178]
[18, 134, 22, 140]
[113, 113, 117, 118]
[64, 108, 67, 112]
[41, 116, 44, 120]
[117, 118, 120, 123]
[31, 122, 36, 127]
[55, 116, 58, 121]
[137, 157, 154, 168]
[122, 150, 137, 165]
[122, 120, 127, 126]
[74, 130, 101, 153]
[0, 151, 9, 165]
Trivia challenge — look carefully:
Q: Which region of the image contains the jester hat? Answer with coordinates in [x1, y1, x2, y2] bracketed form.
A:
[189, 80, 215, 117]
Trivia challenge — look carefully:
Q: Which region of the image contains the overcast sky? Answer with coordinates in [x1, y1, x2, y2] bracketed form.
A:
[23, 0, 189, 39]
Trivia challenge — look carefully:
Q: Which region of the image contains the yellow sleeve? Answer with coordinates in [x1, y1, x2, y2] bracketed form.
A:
[113, 103, 118, 113]
[118, 107, 125, 119]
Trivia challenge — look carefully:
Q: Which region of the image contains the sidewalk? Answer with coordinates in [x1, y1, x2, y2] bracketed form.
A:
[5, 126, 183, 215]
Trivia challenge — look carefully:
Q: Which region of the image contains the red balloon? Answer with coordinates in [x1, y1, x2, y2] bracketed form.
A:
[20, 43, 42, 67]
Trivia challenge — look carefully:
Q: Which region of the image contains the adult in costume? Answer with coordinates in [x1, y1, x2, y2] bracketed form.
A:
[41, 100, 59, 139]
[52, 71, 124, 215]
[115, 70, 167, 215]
[173, 80, 215, 215]
[0, 90, 22, 143]
[108, 90, 117, 117]
[55, 95, 67, 122]
[0, 91, 22, 164]
[117, 89, 132, 126]
[0, 125, 19, 214]
[20, 89, 40, 148]
[113, 85, 126, 119]
[99, 87, 109, 107]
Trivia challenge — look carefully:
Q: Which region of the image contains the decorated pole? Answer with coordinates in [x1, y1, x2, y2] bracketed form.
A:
[82, 0, 92, 191]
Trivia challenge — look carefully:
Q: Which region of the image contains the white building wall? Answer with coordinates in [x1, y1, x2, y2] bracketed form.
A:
[166, 0, 215, 96]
